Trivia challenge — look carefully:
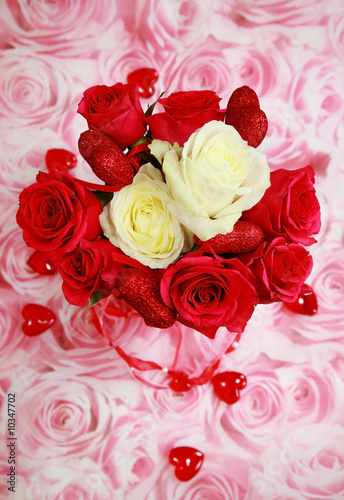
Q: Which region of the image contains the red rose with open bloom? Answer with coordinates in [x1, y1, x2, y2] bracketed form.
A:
[16, 171, 102, 259]
[58, 239, 117, 306]
[146, 90, 226, 146]
[77, 83, 147, 150]
[160, 245, 258, 338]
[239, 237, 313, 304]
[242, 166, 321, 246]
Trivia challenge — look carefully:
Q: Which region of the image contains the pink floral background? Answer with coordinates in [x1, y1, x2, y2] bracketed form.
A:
[1, 0, 344, 498]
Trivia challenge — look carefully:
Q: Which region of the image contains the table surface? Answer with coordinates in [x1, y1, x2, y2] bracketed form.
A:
[1, 1, 344, 499]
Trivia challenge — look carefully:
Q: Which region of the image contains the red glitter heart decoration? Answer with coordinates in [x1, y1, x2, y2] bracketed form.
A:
[169, 446, 204, 482]
[117, 268, 177, 329]
[226, 104, 268, 148]
[227, 85, 260, 110]
[45, 149, 77, 172]
[212, 371, 247, 404]
[27, 251, 58, 275]
[225, 85, 268, 147]
[284, 284, 318, 315]
[194, 220, 265, 254]
[127, 67, 159, 98]
[78, 130, 135, 186]
[22, 304, 56, 336]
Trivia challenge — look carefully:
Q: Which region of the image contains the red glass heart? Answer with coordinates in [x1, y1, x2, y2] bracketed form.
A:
[27, 251, 58, 275]
[284, 284, 318, 315]
[169, 446, 204, 482]
[212, 371, 247, 404]
[22, 304, 56, 336]
[168, 371, 192, 392]
[45, 149, 77, 172]
[127, 67, 159, 98]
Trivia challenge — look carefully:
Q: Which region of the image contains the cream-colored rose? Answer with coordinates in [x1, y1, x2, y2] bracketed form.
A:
[161, 120, 270, 240]
[99, 163, 193, 269]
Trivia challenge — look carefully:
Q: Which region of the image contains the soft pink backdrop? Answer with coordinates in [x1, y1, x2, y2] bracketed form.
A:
[1, 1, 344, 499]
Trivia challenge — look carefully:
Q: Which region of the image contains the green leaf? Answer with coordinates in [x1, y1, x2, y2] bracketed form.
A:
[145, 91, 165, 118]
[93, 191, 113, 208]
[87, 290, 104, 310]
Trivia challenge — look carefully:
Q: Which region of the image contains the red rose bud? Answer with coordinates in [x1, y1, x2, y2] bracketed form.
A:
[77, 83, 147, 150]
[194, 221, 265, 254]
[59, 239, 116, 307]
[225, 86, 268, 147]
[117, 267, 177, 329]
[78, 130, 135, 186]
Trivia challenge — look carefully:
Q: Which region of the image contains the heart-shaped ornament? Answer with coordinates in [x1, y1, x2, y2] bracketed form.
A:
[168, 371, 192, 392]
[127, 67, 159, 98]
[169, 446, 204, 482]
[284, 284, 318, 315]
[45, 149, 77, 172]
[118, 268, 177, 329]
[226, 85, 260, 111]
[212, 371, 247, 405]
[27, 251, 58, 275]
[22, 304, 56, 336]
[194, 220, 264, 254]
[226, 104, 268, 148]
[78, 130, 135, 186]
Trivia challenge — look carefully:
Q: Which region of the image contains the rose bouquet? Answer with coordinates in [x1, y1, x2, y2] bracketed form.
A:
[16, 81, 321, 362]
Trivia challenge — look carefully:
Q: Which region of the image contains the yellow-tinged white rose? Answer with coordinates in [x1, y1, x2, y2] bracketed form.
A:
[99, 163, 193, 269]
[161, 120, 271, 241]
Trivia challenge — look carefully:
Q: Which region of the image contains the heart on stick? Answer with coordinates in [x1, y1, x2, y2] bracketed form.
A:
[169, 446, 204, 481]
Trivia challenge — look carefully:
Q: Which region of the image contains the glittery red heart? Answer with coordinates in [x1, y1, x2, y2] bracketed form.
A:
[169, 446, 204, 482]
[78, 130, 135, 185]
[22, 304, 56, 336]
[212, 371, 247, 404]
[117, 268, 177, 328]
[27, 251, 58, 275]
[225, 104, 268, 148]
[227, 85, 260, 110]
[45, 149, 77, 172]
[127, 67, 159, 98]
[284, 284, 318, 315]
[194, 220, 265, 254]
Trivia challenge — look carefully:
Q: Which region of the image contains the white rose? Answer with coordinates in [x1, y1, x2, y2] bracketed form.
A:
[99, 163, 193, 269]
[161, 120, 270, 240]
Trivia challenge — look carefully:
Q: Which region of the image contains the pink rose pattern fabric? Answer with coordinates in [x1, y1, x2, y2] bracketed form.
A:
[1, 0, 344, 498]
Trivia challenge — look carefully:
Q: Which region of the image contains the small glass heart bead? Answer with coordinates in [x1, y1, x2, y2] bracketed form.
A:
[284, 284, 318, 315]
[127, 68, 159, 98]
[45, 149, 77, 172]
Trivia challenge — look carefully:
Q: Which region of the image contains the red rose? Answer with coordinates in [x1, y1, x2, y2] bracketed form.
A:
[239, 237, 313, 304]
[77, 83, 147, 150]
[16, 171, 102, 259]
[58, 239, 116, 306]
[146, 90, 225, 146]
[242, 166, 321, 246]
[160, 245, 258, 339]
